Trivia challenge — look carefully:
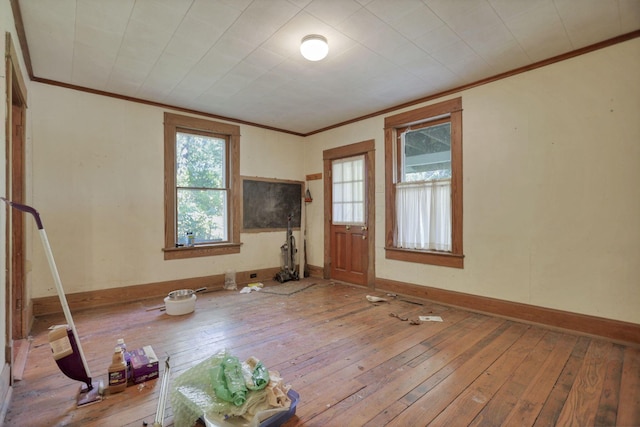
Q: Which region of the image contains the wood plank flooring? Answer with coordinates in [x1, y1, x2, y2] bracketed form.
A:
[4, 279, 639, 426]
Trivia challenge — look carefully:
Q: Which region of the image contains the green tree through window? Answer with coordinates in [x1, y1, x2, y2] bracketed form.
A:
[176, 131, 228, 243]
[163, 113, 240, 260]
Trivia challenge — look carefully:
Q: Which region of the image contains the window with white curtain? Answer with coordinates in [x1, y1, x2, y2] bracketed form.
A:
[332, 155, 365, 225]
[384, 97, 464, 268]
[396, 123, 452, 251]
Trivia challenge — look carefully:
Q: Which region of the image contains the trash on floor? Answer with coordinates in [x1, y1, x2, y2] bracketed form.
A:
[390, 313, 423, 325]
[170, 349, 297, 427]
[389, 312, 408, 321]
[239, 283, 263, 294]
[366, 295, 388, 303]
[419, 315, 443, 322]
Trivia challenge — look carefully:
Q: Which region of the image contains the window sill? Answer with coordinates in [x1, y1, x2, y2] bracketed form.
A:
[163, 243, 241, 260]
[385, 246, 464, 269]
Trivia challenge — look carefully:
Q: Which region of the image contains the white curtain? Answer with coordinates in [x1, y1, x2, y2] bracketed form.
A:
[395, 179, 451, 251]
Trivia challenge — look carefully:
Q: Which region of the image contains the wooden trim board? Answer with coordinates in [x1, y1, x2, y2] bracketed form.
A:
[11, 339, 29, 381]
[375, 277, 640, 346]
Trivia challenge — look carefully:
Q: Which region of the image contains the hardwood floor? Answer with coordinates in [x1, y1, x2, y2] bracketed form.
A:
[4, 279, 639, 426]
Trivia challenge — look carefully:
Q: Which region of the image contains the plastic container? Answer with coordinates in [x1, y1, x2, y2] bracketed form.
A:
[164, 294, 197, 315]
[203, 389, 299, 427]
[260, 389, 299, 427]
[108, 347, 127, 393]
[224, 270, 237, 290]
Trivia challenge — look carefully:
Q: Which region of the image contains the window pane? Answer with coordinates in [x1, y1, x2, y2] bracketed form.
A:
[343, 203, 353, 221]
[402, 123, 451, 182]
[344, 183, 353, 202]
[333, 161, 343, 181]
[176, 132, 226, 188]
[177, 188, 227, 243]
[332, 155, 365, 225]
[355, 182, 363, 201]
[333, 182, 343, 203]
[354, 160, 363, 180]
[353, 203, 364, 223]
[333, 203, 342, 223]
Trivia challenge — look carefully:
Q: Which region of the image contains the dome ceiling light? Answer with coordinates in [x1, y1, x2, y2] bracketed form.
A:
[300, 34, 328, 61]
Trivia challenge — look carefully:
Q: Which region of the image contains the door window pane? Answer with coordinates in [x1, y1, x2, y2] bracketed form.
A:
[332, 155, 365, 224]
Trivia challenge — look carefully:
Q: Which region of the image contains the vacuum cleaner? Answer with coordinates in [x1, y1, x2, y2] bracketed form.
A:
[1, 198, 103, 406]
[274, 213, 299, 283]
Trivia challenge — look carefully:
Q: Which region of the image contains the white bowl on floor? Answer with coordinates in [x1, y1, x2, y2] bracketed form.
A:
[164, 294, 196, 315]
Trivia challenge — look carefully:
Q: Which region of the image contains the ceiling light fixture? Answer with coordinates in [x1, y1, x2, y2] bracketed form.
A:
[300, 34, 328, 61]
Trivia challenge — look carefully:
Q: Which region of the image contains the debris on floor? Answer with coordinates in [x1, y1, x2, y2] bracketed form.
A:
[390, 312, 422, 325]
[240, 283, 264, 294]
[366, 295, 388, 303]
[171, 349, 297, 427]
[389, 312, 408, 321]
[419, 315, 443, 322]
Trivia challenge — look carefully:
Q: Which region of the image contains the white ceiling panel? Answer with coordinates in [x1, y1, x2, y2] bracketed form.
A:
[304, 0, 363, 27]
[15, 0, 640, 134]
[505, 1, 574, 61]
[555, 0, 623, 48]
[387, 4, 447, 40]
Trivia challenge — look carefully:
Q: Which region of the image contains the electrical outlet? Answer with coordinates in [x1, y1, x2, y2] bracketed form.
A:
[250, 273, 257, 278]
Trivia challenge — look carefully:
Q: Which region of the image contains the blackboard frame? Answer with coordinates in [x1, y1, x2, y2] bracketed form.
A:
[241, 177, 304, 232]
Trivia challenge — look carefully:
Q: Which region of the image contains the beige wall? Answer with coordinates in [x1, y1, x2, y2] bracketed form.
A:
[306, 38, 640, 324]
[29, 84, 305, 295]
[27, 38, 639, 326]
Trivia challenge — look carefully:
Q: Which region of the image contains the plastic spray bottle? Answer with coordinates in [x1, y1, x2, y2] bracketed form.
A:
[108, 347, 127, 393]
[116, 338, 132, 383]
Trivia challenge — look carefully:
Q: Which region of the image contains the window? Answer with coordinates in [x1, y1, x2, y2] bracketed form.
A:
[163, 113, 241, 260]
[332, 155, 365, 225]
[384, 97, 464, 268]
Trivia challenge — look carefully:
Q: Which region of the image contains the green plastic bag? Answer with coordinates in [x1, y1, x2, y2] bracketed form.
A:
[210, 355, 247, 406]
[249, 361, 269, 390]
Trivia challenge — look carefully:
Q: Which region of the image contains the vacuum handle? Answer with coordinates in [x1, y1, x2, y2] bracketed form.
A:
[0, 197, 44, 229]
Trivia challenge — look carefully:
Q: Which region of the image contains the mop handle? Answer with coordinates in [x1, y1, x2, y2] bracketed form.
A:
[0, 198, 44, 229]
[153, 356, 171, 427]
[0, 198, 92, 379]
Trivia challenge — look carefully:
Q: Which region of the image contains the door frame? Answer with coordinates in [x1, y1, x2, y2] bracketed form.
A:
[5, 32, 29, 354]
[323, 140, 375, 288]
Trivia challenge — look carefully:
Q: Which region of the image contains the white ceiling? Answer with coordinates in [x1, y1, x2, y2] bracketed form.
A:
[16, 0, 640, 135]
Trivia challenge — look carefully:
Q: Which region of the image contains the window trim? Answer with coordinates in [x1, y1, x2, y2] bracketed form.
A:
[384, 97, 464, 268]
[163, 112, 241, 260]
